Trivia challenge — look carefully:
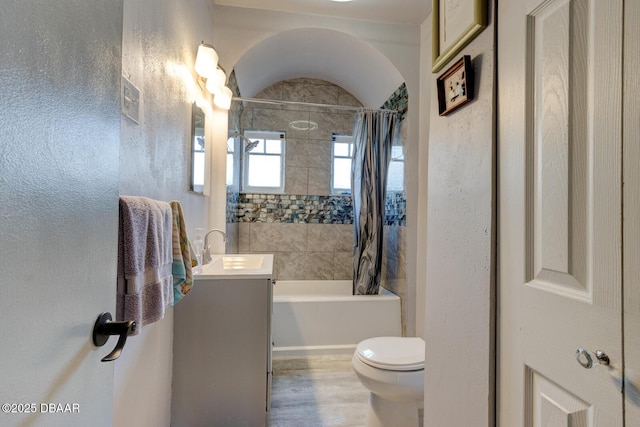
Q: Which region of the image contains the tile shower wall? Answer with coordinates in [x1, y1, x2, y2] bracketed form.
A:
[226, 79, 408, 324]
[379, 83, 409, 333]
[225, 71, 242, 254]
[231, 78, 360, 280]
[234, 191, 405, 282]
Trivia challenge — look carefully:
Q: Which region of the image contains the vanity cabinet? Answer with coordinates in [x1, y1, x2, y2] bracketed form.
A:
[171, 272, 273, 427]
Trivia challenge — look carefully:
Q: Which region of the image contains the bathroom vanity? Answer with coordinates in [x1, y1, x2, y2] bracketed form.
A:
[171, 254, 274, 427]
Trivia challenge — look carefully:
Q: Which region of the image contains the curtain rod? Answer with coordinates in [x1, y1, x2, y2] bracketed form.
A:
[232, 96, 398, 113]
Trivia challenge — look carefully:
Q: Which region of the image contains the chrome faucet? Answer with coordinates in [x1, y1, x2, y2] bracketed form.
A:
[203, 228, 228, 264]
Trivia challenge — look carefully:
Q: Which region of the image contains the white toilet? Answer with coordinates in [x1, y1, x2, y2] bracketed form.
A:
[352, 336, 425, 427]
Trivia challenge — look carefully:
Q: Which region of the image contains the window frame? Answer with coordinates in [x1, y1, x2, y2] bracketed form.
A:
[226, 134, 239, 189]
[242, 130, 286, 194]
[331, 133, 354, 195]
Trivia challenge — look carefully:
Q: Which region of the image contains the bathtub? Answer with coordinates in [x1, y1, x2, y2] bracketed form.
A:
[272, 280, 402, 356]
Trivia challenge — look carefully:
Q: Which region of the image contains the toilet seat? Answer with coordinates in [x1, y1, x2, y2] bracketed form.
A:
[356, 337, 425, 371]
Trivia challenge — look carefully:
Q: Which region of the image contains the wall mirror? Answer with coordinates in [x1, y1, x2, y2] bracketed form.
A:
[190, 102, 206, 193]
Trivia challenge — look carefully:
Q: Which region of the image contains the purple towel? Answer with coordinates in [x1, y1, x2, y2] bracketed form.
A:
[117, 196, 174, 333]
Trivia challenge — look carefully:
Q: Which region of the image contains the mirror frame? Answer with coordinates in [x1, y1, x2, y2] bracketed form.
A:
[190, 102, 206, 194]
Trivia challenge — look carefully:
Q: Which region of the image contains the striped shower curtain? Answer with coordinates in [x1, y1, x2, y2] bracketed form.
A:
[351, 109, 398, 295]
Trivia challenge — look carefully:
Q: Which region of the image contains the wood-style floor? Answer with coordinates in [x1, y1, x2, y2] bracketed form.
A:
[269, 354, 369, 427]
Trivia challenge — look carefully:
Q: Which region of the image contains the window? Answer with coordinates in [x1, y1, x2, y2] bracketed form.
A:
[331, 134, 405, 194]
[387, 144, 405, 192]
[331, 134, 354, 194]
[242, 130, 286, 193]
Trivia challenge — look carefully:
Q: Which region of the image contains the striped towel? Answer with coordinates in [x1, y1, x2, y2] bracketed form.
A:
[117, 196, 174, 333]
[170, 201, 197, 304]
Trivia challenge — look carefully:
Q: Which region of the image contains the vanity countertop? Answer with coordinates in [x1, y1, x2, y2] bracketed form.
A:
[194, 253, 274, 280]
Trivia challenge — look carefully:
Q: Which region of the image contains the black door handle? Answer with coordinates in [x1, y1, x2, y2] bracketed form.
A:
[92, 312, 137, 362]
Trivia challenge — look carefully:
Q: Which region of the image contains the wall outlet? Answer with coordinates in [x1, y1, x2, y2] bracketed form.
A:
[121, 76, 140, 124]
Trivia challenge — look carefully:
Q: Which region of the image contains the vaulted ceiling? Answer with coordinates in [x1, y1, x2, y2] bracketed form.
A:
[232, 27, 406, 106]
[213, 0, 431, 25]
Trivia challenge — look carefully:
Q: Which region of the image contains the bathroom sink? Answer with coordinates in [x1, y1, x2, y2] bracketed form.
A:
[195, 254, 274, 280]
[216, 255, 264, 270]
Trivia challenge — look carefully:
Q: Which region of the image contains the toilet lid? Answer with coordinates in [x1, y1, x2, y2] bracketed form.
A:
[356, 337, 425, 371]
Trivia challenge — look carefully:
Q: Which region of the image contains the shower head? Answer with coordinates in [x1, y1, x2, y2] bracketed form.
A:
[230, 132, 260, 152]
[244, 139, 260, 153]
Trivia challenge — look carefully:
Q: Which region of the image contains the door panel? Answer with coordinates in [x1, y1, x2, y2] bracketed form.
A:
[529, 0, 590, 298]
[527, 369, 591, 427]
[0, 2, 122, 426]
[498, 0, 624, 425]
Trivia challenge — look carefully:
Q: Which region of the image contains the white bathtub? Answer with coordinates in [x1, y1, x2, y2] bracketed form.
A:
[272, 280, 402, 356]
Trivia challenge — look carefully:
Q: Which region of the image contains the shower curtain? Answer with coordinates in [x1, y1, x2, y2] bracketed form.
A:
[351, 109, 398, 295]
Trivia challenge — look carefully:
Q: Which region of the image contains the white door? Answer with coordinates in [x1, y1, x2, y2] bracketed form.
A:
[623, 1, 640, 424]
[498, 0, 624, 425]
[0, 2, 121, 426]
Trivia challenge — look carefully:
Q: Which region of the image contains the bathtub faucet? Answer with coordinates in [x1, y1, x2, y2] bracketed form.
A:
[203, 228, 228, 264]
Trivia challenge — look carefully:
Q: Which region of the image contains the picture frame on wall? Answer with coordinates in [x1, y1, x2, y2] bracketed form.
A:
[432, 0, 486, 73]
[436, 55, 473, 116]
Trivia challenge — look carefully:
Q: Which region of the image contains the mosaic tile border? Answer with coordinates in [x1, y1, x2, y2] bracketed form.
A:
[385, 191, 407, 226]
[381, 82, 408, 121]
[227, 191, 406, 226]
[236, 194, 353, 224]
[226, 190, 240, 224]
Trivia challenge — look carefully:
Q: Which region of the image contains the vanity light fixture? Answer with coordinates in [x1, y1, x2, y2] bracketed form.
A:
[205, 68, 227, 96]
[214, 86, 233, 110]
[195, 42, 232, 110]
[194, 44, 218, 78]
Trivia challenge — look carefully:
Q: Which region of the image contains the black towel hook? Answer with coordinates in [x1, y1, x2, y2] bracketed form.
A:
[92, 312, 137, 362]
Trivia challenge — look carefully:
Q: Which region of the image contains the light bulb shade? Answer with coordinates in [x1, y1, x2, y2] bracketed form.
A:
[214, 86, 233, 110]
[194, 44, 219, 78]
[205, 68, 227, 95]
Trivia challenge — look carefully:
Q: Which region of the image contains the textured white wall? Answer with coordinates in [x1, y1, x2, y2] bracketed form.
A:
[422, 3, 496, 426]
[415, 16, 432, 340]
[114, 0, 215, 426]
[0, 1, 123, 426]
